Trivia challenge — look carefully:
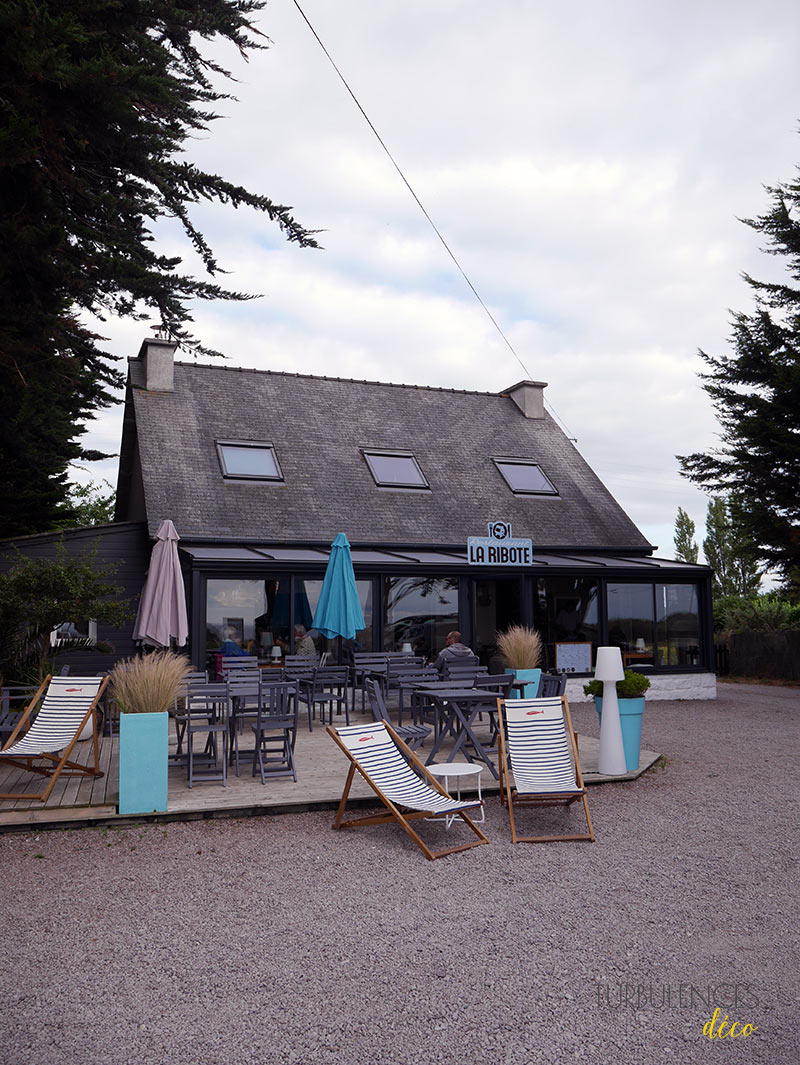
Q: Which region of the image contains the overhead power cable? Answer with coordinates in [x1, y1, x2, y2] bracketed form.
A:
[290, 0, 578, 441]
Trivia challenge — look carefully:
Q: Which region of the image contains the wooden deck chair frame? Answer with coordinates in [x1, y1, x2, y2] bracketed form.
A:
[0, 674, 109, 803]
[497, 694, 594, 844]
[327, 721, 490, 861]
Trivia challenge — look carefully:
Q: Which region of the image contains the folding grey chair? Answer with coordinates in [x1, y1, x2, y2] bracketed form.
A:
[442, 662, 487, 683]
[219, 655, 259, 682]
[365, 678, 431, 751]
[251, 680, 299, 783]
[227, 674, 262, 774]
[298, 666, 350, 730]
[536, 672, 568, 697]
[186, 690, 228, 788]
[284, 653, 320, 671]
[283, 659, 318, 729]
[171, 671, 210, 764]
[473, 672, 516, 741]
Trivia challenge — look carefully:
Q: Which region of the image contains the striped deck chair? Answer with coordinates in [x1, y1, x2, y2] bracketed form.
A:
[327, 721, 490, 860]
[0, 675, 109, 803]
[497, 695, 594, 844]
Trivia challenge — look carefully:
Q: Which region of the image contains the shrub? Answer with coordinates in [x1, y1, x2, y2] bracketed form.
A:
[583, 669, 651, 699]
[0, 542, 131, 684]
[109, 651, 191, 714]
[723, 592, 800, 633]
[496, 626, 543, 670]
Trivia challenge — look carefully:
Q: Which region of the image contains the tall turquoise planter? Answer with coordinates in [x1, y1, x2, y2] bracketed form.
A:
[118, 711, 168, 815]
[595, 697, 645, 772]
[512, 668, 542, 698]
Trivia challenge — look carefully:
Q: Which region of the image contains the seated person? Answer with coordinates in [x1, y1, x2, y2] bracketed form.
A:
[219, 627, 249, 657]
[432, 631, 474, 675]
[293, 624, 317, 656]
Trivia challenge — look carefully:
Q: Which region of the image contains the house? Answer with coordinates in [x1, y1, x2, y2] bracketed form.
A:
[106, 337, 714, 700]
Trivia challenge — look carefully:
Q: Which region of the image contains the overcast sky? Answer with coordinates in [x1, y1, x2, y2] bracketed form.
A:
[81, 0, 800, 564]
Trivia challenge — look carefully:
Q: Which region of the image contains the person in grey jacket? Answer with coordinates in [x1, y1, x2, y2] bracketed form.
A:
[432, 631, 475, 675]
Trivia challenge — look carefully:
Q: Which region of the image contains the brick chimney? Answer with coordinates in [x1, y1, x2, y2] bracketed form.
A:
[504, 379, 547, 419]
[137, 336, 177, 392]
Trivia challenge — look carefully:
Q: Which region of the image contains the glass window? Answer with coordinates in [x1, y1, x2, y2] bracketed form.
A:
[534, 577, 598, 672]
[207, 577, 309, 660]
[474, 578, 522, 665]
[383, 576, 459, 659]
[657, 584, 701, 667]
[217, 441, 283, 480]
[363, 450, 428, 488]
[607, 583, 656, 667]
[206, 577, 375, 669]
[494, 460, 557, 495]
[206, 578, 275, 659]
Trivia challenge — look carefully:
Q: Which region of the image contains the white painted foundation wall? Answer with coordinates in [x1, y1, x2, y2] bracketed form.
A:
[566, 672, 717, 703]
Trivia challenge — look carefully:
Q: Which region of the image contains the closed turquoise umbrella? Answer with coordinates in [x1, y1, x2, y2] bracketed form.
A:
[312, 533, 365, 639]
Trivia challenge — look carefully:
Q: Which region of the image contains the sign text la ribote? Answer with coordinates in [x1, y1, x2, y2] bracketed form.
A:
[467, 521, 533, 566]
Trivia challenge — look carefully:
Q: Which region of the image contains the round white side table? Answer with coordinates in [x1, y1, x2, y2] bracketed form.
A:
[427, 762, 485, 827]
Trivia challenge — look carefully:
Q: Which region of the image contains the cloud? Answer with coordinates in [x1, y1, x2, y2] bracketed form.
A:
[78, 0, 800, 564]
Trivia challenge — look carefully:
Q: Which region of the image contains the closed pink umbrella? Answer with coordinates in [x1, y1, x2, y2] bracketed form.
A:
[133, 519, 189, 648]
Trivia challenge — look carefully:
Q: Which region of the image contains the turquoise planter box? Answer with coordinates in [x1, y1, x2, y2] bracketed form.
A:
[595, 697, 645, 772]
[512, 668, 542, 699]
[118, 712, 168, 815]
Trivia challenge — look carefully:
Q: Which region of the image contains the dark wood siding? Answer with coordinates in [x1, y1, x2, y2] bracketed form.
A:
[0, 522, 150, 674]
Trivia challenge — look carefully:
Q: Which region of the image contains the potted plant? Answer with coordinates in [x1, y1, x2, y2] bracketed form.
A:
[584, 668, 651, 772]
[496, 625, 543, 698]
[110, 651, 190, 815]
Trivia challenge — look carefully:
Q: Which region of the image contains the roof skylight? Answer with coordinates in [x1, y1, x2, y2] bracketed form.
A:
[362, 450, 429, 489]
[494, 459, 558, 495]
[217, 441, 283, 481]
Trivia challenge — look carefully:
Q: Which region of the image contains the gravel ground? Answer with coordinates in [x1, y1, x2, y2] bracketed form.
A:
[1, 681, 797, 1065]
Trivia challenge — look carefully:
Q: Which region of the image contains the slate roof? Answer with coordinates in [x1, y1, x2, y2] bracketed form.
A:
[118, 357, 652, 551]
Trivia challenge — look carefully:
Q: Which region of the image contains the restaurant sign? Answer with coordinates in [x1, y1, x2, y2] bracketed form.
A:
[467, 521, 532, 566]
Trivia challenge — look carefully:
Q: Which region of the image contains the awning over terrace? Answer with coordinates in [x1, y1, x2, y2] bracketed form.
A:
[179, 542, 704, 574]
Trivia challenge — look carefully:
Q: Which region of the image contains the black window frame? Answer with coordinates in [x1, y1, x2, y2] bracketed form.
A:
[216, 440, 284, 482]
[493, 458, 558, 496]
[361, 449, 430, 490]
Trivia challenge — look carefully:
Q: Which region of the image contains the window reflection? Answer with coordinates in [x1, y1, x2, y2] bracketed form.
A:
[206, 579, 268, 656]
[206, 577, 374, 665]
[206, 577, 301, 658]
[606, 583, 655, 666]
[657, 584, 700, 666]
[383, 576, 459, 659]
[607, 582, 701, 669]
[534, 577, 598, 672]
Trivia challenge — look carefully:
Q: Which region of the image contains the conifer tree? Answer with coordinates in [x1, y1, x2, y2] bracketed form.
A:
[678, 145, 800, 589]
[673, 507, 699, 563]
[703, 497, 762, 599]
[0, 0, 318, 538]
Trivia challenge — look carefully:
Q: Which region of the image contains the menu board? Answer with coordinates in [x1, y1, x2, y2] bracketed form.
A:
[555, 642, 593, 674]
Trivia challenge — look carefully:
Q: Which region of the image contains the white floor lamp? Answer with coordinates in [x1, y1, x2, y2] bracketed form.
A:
[595, 646, 627, 776]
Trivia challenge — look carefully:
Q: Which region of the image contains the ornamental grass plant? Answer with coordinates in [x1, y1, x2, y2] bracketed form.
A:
[109, 650, 191, 715]
[496, 625, 543, 670]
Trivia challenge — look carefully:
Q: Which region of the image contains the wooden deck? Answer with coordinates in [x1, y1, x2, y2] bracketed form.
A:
[0, 704, 660, 831]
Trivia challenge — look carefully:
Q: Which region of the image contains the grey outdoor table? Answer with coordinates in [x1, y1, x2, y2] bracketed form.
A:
[418, 687, 499, 779]
[398, 676, 471, 725]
